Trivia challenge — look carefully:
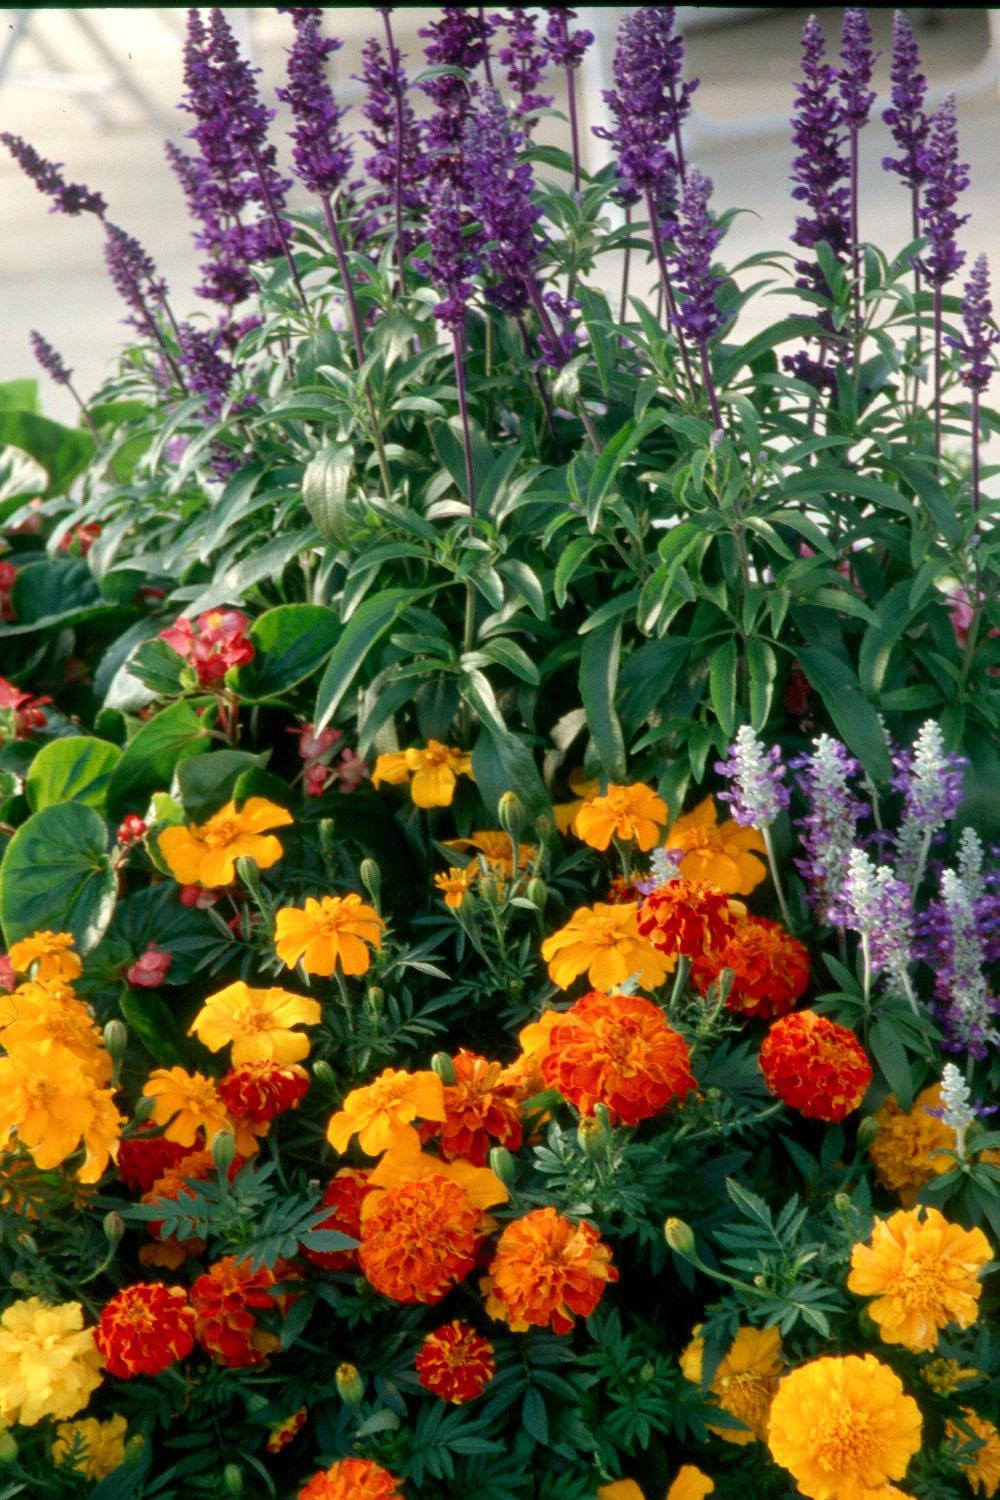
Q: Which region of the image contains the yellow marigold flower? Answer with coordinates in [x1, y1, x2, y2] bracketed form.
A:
[572, 782, 667, 852]
[372, 741, 474, 808]
[597, 1484, 644, 1500]
[370, 751, 410, 788]
[142, 1067, 230, 1146]
[0, 1041, 121, 1182]
[847, 1205, 992, 1353]
[189, 982, 321, 1064]
[365, 1132, 508, 1212]
[53, 1414, 128, 1479]
[868, 1083, 955, 1205]
[922, 1358, 979, 1396]
[663, 795, 767, 895]
[598, 1471, 714, 1500]
[434, 865, 478, 908]
[274, 894, 384, 977]
[0, 1297, 104, 1426]
[680, 1325, 782, 1444]
[553, 769, 600, 835]
[7, 930, 81, 983]
[158, 797, 293, 888]
[1, 980, 111, 1085]
[541, 902, 673, 991]
[767, 1353, 921, 1500]
[946, 1408, 1000, 1498]
[517, 1009, 563, 1064]
[327, 1067, 447, 1156]
[443, 830, 538, 874]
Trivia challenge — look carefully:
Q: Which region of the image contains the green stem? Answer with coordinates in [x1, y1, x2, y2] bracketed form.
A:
[762, 826, 794, 931]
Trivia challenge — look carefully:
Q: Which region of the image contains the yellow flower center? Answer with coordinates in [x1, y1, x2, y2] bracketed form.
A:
[422, 744, 449, 767]
[716, 1371, 772, 1432]
[815, 1406, 875, 1475]
[241, 1007, 272, 1034]
[366, 1077, 406, 1110]
[202, 819, 240, 848]
[895, 1254, 945, 1310]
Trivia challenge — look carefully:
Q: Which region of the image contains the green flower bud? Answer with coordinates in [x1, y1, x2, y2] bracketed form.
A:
[359, 859, 381, 907]
[534, 814, 553, 840]
[856, 1115, 880, 1152]
[103, 1211, 125, 1249]
[577, 1115, 609, 1159]
[0, 1432, 18, 1464]
[488, 1146, 517, 1189]
[833, 1192, 853, 1216]
[639, 1362, 656, 1384]
[497, 791, 526, 841]
[211, 1131, 236, 1178]
[103, 1019, 128, 1061]
[130, 1095, 157, 1126]
[367, 986, 385, 1013]
[526, 877, 548, 910]
[663, 1217, 695, 1257]
[432, 1052, 457, 1086]
[335, 1363, 365, 1405]
[223, 1463, 244, 1495]
[312, 1060, 337, 1090]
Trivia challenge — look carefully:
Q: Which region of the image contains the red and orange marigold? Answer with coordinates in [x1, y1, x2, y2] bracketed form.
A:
[540, 990, 695, 1125]
[420, 1050, 523, 1165]
[638, 880, 744, 978]
[302, 1168, 373, 1272]
[95, 1284, 196, 1378]
[759, 1010, 872, 1123]
[482, 1207, 617, 1334]
[359, 1175, 482, 1304]
[218, 1061, 310, 1124]
[298, 1457, 404, 1500]
[697, 917, 810, 1020]
[115, 1127, 187, 1194]
[415, 1320, 496, 1404]
[266, 1407, 307, 1454]
[190, 1256, 291, 1368]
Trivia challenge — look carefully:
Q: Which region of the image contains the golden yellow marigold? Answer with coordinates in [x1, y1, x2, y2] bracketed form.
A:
[868, 1084, 957, 1205]
[364, 1132, 508, 1211]
[680, 1325, 783, 1445]
[142, 1067, 230, 1146]
[596, 1470, 715, 1500]
[7, 930, 81, 983]
[0, 1297, 104, 1426]
[946, 1408, 1000, 1498]
[0, 1040, 121, 1182]
[847, 1205, 992, 1353]
[53, 1414, 128, 1479]
[1, 980, 111, 1085]
[921, 1357, 979, 1396]
[326, 1067, 446, 1156]
[372, 741, 473, 808]
[553, 769, 600, 835]
[434, 865, 479, 908]
[189, 981, 321, 1064]
[662, 795, 767, 895]
[541, 902, 673, 991]
[158, 797, 293, 888]
[443, 830, 537, 874]
[572, 782, 666, 853]
[767, 1353, 921, 1500]
[274, 893, 384, 977]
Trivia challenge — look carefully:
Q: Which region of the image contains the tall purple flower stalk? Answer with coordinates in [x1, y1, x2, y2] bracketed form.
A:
[892, 718, 968, 891]
[883, 9, 929, 360]
[29, 332, 98, 439]
[102, 223, 187, 391]
[544, 7, 593, 195]
[838, 9, 878, 356]
[1, 133, 106, 217]
[948, 253, 1000, 525]
[669, 169, 728, 426]
[492, 8, 552, 127]
[836, 848, 916, 1009]
[918, 94, 970, 458]
[420, 8, 492, 186]
[356, 13, 423, 285]
[175, 323, 239, 419]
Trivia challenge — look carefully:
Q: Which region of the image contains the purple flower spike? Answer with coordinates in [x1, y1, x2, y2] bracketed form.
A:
[29, 330, 72, 386]
[948, 253, 1000, 392]
[882, 10, 929, 191]
[544, 7, 593, 71]
[355, 34, 423, 248]
[918, 93, 970, 289]
[791, 733, 868, 923]
[276, 9, 352, 197]
[491, 8, 553, 123]
[789, 17, 849, 263]
[716, 726, 789, 829]
[1, 132, 106, 217]
[463, 87, 541, 317]
[102, 222, 168, 332]
[838, 8, 878, 132]
[420, 8, 492, 184]
[412, 178, 481, 335]
[670, 169, 727, 345]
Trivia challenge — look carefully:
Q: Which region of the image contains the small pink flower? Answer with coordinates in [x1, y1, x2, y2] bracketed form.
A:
[304, 762, 330, 798]
[332, 748, 370, 793]
[117, 815, 148, 848]
[179, 884, 222, 909]
[159, 609, 254, 689]
[57, 521, 101, 558]
[292, 722, 342, 762]
[124, 946, 173, 988]
[0, 955, 15, 994]
[0, 677, 51, 737]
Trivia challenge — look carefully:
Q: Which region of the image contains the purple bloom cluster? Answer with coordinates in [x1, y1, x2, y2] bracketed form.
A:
[834, 847, 915, 1001]
[792, 734, 869, 923]
[893, 719, 967, 829]
[176, 323, 236, 418]
[491, 8, 552, 123]
[789, 16, 849, 266]
[354, 35, 424, 246]
[276, 9, 352, 198]
[918, 94, 969, 288]
[463, 88, 542, 316]
[838, 9, 878, 133]
[669, 169, 727, 345]
[882, 10, 929, 192]
[716, 726, 789, 829]
[544, 7, 593, 72]
[1, 132, 106, 217]
[918, 837, 999, 1057]
[102, 222, 168, 333]
[413, 179, 481, 335]
[420, 8, 492, 183]
[947, 253, 1000, 392]
[29, 330, 72, 387]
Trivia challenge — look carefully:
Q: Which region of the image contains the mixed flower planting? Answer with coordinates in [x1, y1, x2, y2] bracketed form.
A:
[1, 5, 1000, 1498]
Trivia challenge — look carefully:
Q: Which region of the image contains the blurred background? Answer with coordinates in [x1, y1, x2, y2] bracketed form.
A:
[1, 6, 997, 422]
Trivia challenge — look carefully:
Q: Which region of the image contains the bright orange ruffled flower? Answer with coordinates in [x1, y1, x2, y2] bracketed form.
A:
[868, 1083, 957, 1205]
[1, 980, 111, 1084]
[946, 1408, 1000, 1498]
[218, 1060, 310, 1123]
[638, 880, 744, 979]
[0, 1039, 121, 1182]
[96, 1284, 196, 1378]
[302, 1167, 372, 1271]
[415, 1320, 495, 1403]
[759, 1010, 871, 1123]
[0, 1297, 104, 1426]
[696, 916, 809, 1020]
[847, 1205, 992, 1353]
[482, 1206, 617, 1334]
[680, 1324, 783, 1444]
[541, 990, 695, 1124]
[420, 1050, 523, 1165]
[158, 797, 293, 888]
[573, 782, 668, 852]
[189, 982, 321, 1064]
[142, 1067, 230, 1146]
[372, 741, 473, 808]
[767, 1354, 921, 1500]
[359, 1174, 482, 1303]
[274, 893, 383, 977]
[7, 930, 81, 983]
[298, 1458, 403, 1500]
[326, 1067, 446, 1155]
[663, 795, 767, 895]
[541, 902, 673, 991]
[190, 1256, 289, 1368]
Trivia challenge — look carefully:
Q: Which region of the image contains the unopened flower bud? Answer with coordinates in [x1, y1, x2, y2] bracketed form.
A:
[432, 1052, 456, 1086]
[856, 1116, 880, 1152]
[534, 814, 553, 840]
[312, 1060, 337, 1089]
[639, 1362, 656, 1384]
[212, 1130, 236, 1177]
[103, 1211, 125, 1249]
[489, 1146, 517, 1189]
[130, 1095, 157, 1126]
[0, 1432, 18, 1464]
[359, 858, 381, 906]
[833, 1192, 852, 1216]
[367, 986, 384, 1013]
[8, 1271, 31, 1290]
[663, 1217, 695, 1257]
[336, 1363, 365, 1405]
[498, 791, 526, 841]
[526, 877, 548, 910]
[223, 1463, 244, 1495]
[103, 1019, 128, 1061]
[577, 1115, 609, 1158]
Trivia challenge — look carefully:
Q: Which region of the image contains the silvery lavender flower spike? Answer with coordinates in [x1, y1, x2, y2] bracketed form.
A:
[918, 93, 970, 457]
[937, 868, 998, 1059]
[717, 727, 793, 928]
[938, 1062, 976, 1155]
[838, 847, 916, 1009]
[893, 719, 968, 890]
[1, 132, 106, 217]
[791, 733, 868, 923]
[669, 168, 728, 426]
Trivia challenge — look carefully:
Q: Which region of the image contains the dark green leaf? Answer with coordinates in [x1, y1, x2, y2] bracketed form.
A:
[314, 588, 426, 732]
[0, 803, 115, 951]
[796, 647, 892, 781]
[233, 604, 341, 701]
[25, 736, 121, 813]
[579, 619, 627, 781]
[106, 700, 215, 823]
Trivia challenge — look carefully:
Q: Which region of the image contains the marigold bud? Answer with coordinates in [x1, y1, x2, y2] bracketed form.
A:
[367, 986, 385, 1013]
[359, 858, 381, 906]
[534, 814, 553, 840]
[663, 1217, 695, 1257]
[335, 1362, 365, 1405]
[103, 1211, 125, 1249]
[103, 1019, 128, 1060]
[212, 1131, 236, 1177]
[432, 1052, 457, 1086]
[130, 1095, 157, 1126]
[223, 1463, 244, 1495]
[833, 1191, 852, 1216]
[0, 1432, 18, 1464]
[856, 1115, 880, 1151]
[489, 1146, 517, 1189]
[312, 1060, 337, 1090]
[498, 791, 526, 840]
[526, 877, 548, 910]
[639, 1362, 656, 1384]
[577, 1115, 609, 1158]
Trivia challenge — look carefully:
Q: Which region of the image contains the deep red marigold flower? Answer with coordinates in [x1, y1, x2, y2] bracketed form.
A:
[95, 1283, 196, 1377]
[218, 1060, 310, 1124]
[759, 1009, 872, 1122]
[419, 1050, 523, 1165]
[190, 1256, 289, 1368]
[415, 1320, 495, 1403]
[266, 1406, 307, 1453]
[359, 1176, 482, 1304]
[302, 1168, 373, 1272]
[638, 880, 743, 978]
[697, 916, 810, 1020]
[541, 990, 695, 1124]
[298, 1458, 403, 1500]
[116, 1127, 188, 1194]
[482, 1207, 617, 1334]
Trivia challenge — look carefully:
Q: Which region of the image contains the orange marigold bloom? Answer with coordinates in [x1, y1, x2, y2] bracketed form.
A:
[553, 769, 601, 835]
[541, 990, 695, 1124]
[759, 1010, 871, 1123]
[638, 880, 744, 979]
[443, 830, 538, 874]
[7, 930, 81, 983]
[372, 741, 473, 808]
[663, 795, 767, 895]
[95, 1284, 196, 1378]
[696, 916, 810, 1020]
[273, 893, 384, 977]
[482, 1207, 617, 1334]
[302, 1167, 372, 1271]
[868, 1084, 957, 1206]
[158, 798, 293, 888]
[298, 1458, 403, 1500]
[573, 782, 667, 852]
[190, 1256, 288, 1368]
[420, 1050, 523, 1165]
[680, 1324, 783, 1444]
[946, 1408, 1000, 1498]
[415, 1320, 495, 1403]
[359, 1175, 482, 1304]
[266, 1406, 307, 1453]
[218, 1060, 310, 1123]
[0, 1039, 122, 1182]
[541, 902, 673, 992]
[189, 982, 321, 1065]
[142, 1067, 230, 1146]
[326, 1067, 446, 1156]
[434, 865, 478, 907]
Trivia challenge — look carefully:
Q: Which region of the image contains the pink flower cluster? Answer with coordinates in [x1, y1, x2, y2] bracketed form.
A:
[0, 560, 16, 621]
[0, 676, 51, 737]
[160, 609, 254, 688]
[290, 722, 368, 797]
